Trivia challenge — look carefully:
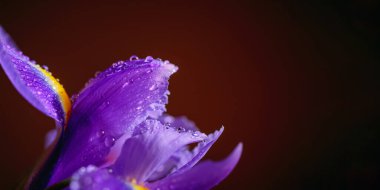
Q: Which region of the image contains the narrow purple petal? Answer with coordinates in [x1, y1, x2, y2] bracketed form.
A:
[68, 165, 132, 190]
[49, 57, 177, 184]
[147, 143, 243, 190]
[112, 119, 207, 183]
[0, 26, 18, 49]
[0, 26, 71, 126]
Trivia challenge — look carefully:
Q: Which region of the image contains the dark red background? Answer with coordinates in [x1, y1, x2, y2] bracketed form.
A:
[1, 0, 379, 189]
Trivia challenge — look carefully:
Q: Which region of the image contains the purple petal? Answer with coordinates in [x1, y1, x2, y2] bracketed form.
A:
[68, 165, 132, 190]
[112, 119, 207, 183]
[148, 127, 224, 181]
[0, 26, 18, 49]
[158, 114, 198, 131]
[148, 143, 243, 190]
[147, 147, 193, 182]
[0, 26, 71, 126]
[171, 127, 224, 174]
[105, 115, 197, 170]
[49, 57, 177, 184]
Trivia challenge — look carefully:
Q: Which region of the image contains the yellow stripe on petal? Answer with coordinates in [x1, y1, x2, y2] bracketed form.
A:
[130, 179, 149, 190]
[34, 64, 71, 124]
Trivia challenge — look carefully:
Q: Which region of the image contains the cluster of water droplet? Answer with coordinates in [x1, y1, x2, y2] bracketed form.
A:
[5, 48, 66, 122]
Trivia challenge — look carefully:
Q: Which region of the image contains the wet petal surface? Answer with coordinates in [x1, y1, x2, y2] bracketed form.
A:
[148, 143, 243, 190]
[50, 57, 177, 184]
[0, 26, 71, 126]
[112, 119, 207, 183]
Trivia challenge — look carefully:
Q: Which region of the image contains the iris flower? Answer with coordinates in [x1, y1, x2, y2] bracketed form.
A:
[0, 26, 242, 190]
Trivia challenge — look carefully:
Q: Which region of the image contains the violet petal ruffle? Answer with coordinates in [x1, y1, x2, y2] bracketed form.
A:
[112, 119, 207, 183]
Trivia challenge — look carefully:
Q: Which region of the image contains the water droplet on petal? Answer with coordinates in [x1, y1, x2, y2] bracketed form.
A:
[144, 56, 154, 62]
[192, 131, 200, 137]
[97, 130, 105, 137]
[42, 65, 49, 71]
[149, 84, 157, 91]
[104, 136, 115, 147]
[129, 55, 139, 61]
[122, 82, 129, 88]
[177, 127, 185, 133]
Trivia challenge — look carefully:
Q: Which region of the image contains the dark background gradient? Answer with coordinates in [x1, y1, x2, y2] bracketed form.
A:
[1, 0, 379, 189]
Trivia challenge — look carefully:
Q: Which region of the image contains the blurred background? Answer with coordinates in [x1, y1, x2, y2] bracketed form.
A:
[0, 0, 379, 189]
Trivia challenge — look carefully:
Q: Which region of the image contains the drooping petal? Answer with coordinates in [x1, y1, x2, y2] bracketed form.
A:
[0, 26, 71, 126]
[68, 165, 133, 190]
[49, 57, 177, 184]
[147, 143, 243, 190]
[112, 119, 207, 183]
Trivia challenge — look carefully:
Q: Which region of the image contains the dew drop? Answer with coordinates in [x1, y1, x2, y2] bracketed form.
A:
[149, 84, 157, 91]
[129, 55, 139, 61]
[146, 69, 153, 74]
[122, 82, 129, 88]
[192, 131, 200, 137]
[96, 130, 105, 137]
[177, 127, 185, 133]
[42, 65, 49, 71]
[104, 136, 115, 147]
[144, 56, 154, 62]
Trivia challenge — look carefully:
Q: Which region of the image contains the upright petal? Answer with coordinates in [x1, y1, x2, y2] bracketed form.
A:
[0, 27, 71, 126]
[148, 143, 243, 190]
[49, 57, 177, 184]
[112, 119, 207, 183]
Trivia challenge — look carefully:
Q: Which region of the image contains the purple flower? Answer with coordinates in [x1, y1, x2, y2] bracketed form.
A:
[0, 26, 242, 190]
